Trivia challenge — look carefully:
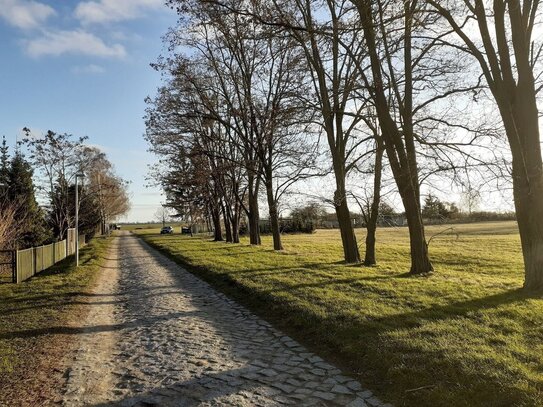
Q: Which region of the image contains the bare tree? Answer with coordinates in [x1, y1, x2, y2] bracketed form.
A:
[252, 35, 320, 251]
[255, 0, 374, 263]
[0, 202, 22, 249]
[78, 146, 130, 234]
[349, 0, 431, 273]
[351, 135, 385, 266]
[154, 206, 176, 228]
[23, 130, 89, 240]
[23, 131, 129, 239]
[352, 0, 488, 273]
[146, 54, 246, 242]
[160, 0, 321, 250]
[427, 0, 543, 290]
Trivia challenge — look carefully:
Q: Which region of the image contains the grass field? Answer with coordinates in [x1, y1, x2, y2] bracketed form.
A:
[138, 221, 543, 407]
[0, 236, 112, 404]
[119, 222, 184, 231]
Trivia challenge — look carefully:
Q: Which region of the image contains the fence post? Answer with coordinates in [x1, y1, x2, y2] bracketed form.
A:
[11, 250, 16, 284]
[15, 250, 19, 284]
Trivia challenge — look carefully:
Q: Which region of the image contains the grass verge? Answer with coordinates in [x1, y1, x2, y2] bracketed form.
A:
[0, 236, 112, 405]
[138, 222, 543, 407]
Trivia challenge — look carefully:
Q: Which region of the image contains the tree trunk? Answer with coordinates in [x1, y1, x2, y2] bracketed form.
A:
[402, 191, 433, 274]
[364, 142, 383, 266]
[357, 0, 432, 274]
[364, 221, 377, 266]
[334, 178, 360, 263]
[232, 207, 240, 243]
[222, 203, 233, 243]
[247, 174, 261, 245]
[265, 177, 283, 250]
[515, 182, 543, 291]
[503, 86, 543, 291]
[427, 0, 543, 288]
[248, 199, 261, 245]
[212, 203, 223, 241]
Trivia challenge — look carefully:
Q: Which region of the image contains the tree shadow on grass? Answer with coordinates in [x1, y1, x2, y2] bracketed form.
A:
[369, 287, 531, 327]
[123, 234, 540, 406]
[101, 256, 157, 262]
[0, 310, 202, 340]
[260, 272, 532, 325]
[0, 289, 186, 317]
[224, 262, 412, 280]
[88, 366, 286, 407]
[266, 284, 537, 405]
[145, 240, 264, 255]
[158, 248, 538, 406]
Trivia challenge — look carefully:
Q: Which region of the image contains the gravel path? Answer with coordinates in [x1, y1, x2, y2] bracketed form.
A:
[62, 233, 389, 407]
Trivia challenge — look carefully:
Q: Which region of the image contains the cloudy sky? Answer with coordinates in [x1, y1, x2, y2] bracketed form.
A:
[0, 0, 177, 221]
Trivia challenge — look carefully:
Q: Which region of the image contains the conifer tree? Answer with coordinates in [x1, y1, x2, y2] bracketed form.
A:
[7, 152, 49, 248]
[0, 136, 9, 197]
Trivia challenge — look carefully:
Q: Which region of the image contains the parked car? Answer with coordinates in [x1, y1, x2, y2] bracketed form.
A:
[160, 226, 174, 234]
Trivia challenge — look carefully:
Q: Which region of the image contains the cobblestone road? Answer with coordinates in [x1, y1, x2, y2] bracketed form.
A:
[63, 233, 389, 406]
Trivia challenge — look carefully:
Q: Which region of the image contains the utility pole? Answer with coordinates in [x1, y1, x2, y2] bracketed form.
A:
[75, 172, 85, 267]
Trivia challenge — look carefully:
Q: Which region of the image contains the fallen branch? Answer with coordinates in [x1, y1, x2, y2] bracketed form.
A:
[405, 384, 436, 393]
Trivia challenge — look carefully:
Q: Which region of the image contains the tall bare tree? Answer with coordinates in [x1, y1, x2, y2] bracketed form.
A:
[146, 57, 247, 242]
[255, 0, 375, 263]
[352, 0, 433, 273]
[23, 130, 89, 240]
[162, 0, 320, 250]
[352, 0, 488, 273]
[428, 0, 543, 288]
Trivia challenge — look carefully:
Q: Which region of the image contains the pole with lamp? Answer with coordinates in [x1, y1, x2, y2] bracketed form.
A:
[75, 172, 85, 267]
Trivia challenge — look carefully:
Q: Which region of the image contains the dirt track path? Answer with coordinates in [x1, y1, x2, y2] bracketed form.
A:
[62, 233, 388, 407]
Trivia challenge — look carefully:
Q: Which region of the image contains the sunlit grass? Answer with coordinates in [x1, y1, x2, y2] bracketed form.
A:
[139, 221, 543, 407]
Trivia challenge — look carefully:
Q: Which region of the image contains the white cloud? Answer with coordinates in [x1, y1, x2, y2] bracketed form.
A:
[25, 29, 126, 58]
[0, 0, 56, 29]
[75, 0, 163, 25]
[71, 64, 106, 74]
[110, 30, 143, 42]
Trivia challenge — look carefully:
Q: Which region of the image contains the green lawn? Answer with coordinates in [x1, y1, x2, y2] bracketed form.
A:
[138, 222, 543, 407]
[0, 236, 112, 404]
[118, 222, 184, 231]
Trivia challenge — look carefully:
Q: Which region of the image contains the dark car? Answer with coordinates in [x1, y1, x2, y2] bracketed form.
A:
[160, 226, 174, 234]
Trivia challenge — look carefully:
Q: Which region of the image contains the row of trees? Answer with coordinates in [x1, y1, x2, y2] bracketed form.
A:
[147, 0, 543, 290]
[0, 131, 130, 250]
[265, 197, 511, 230]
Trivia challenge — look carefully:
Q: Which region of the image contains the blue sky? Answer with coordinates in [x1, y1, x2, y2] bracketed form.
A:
[0, 0, 178, 222]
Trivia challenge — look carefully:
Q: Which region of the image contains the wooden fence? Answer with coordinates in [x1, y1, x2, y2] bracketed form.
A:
[12, 230, 86, 283]
[67, 228, 76, 256]
[0, 250, 15, 283]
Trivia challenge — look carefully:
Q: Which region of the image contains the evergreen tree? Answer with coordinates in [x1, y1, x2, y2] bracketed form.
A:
[7, 152, 50, 248]
[422, 195, 450, 220]
[0, 136, 9, 197]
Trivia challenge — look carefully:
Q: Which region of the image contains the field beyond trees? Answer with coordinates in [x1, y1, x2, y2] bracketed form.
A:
[138, 221, 543, 407]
